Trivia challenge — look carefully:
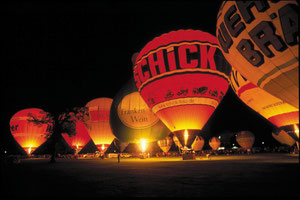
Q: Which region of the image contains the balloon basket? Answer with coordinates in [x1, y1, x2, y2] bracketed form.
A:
[181, 147, 195, 160]
[139, 153, 147, 159]
[182, 152, 196, 160]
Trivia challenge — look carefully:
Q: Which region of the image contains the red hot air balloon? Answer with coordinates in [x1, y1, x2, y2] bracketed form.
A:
[9, 108, 52, 155]
[133, 29, 231, 148]
[62, 121, 91, 153]
[83, 98, 115, 152]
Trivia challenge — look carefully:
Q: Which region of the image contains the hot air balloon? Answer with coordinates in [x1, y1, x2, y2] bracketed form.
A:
[191, 136, 205, 152]
[209, 137, 221, 151]
[110, 79, 170, 151]
[236, 131, 255, 150]
[84, 98, 115, 152]
[217, 1, 299, 108]
[133, 29, 231, 148]
[157, 135, 173, 153]
[272, 129, 296, 147]
[9, 108, 52, 155]
[230, 68, 299, 134]
[62, 121, 91, 153]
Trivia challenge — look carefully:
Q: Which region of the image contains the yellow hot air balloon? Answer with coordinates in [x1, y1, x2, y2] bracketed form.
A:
[209, 137, 221, 151]
[191, 136, 205, 152]
[236, 131, 255, 150]
[157, 135, 173, 153]
[84, 98, 115, 152]
[272, 129, 296, 147]
[110, 79, 170, 150]
[230, 68, 299, 131]
[217, 1, 298, 108]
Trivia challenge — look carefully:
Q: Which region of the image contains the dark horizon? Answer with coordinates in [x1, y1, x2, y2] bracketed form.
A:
[3, 1, 279, 154]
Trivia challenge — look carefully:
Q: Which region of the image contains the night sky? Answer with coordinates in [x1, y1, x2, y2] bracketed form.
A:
[3, 1, 276, 154]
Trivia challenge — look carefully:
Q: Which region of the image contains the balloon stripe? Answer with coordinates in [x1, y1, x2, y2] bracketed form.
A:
[237, 82, 256, 97]
[135, 41, 219, 64]
[257, 57, 298, 87]
[139, 69, 230, 92]
[152, 97, 219, 113]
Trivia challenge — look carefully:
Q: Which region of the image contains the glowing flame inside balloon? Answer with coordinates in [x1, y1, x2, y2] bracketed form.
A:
[140, 139, 147, 153]
[101, 144, 105, 151]
[294, 124, 299, 138]
[28, 147, 32, 155]
[184, 129, 189, 147]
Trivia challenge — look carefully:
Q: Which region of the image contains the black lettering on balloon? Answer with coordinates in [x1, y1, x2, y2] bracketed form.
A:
[236, 39, 264, 67]
[279, 4, 298, 46]
[249, 21, 287, 58]
[236, 1, 269, 24]
[217, 22, 233, 53]
[10, 125, 19, 132]
[224, 4, 245, 37]
[231, 70, 240, 88]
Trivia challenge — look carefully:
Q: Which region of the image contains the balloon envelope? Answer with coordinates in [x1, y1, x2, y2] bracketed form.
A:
[157, 135, 173, 153]
[236, 131, 255, 150]
[110, 79, 170, 144]
[133, 29, 231, 147]
[209, 137, 221, 151]
[9, 108, 52, 154]
[272, 129, 296, 147]
[230, 68, 299, 128]
[191, 136, 205, 151]
[217, 1, 298, 108]
[84, 98, 115, 152]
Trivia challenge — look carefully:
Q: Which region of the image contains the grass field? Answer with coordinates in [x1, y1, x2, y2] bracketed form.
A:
[2, 153, 299, 198]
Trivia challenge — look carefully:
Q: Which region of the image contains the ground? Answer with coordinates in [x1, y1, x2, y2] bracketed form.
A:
[2, 153, 299, 198]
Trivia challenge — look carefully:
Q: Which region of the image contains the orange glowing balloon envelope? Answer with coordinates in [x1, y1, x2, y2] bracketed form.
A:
[133, 30, 231, 145]
[230, 68, 299, 129]
[217, 1, 299, 108]
[236, 131, 255, 150]
[62, 121, 91, 150]
[9, 108, 52, 154]
[209, 137, 221, 151]
[191, 136, 205, 151]
[84, 98, 115, 152]
[157, 135, 173, 153]
[272, 129, 296, 147]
